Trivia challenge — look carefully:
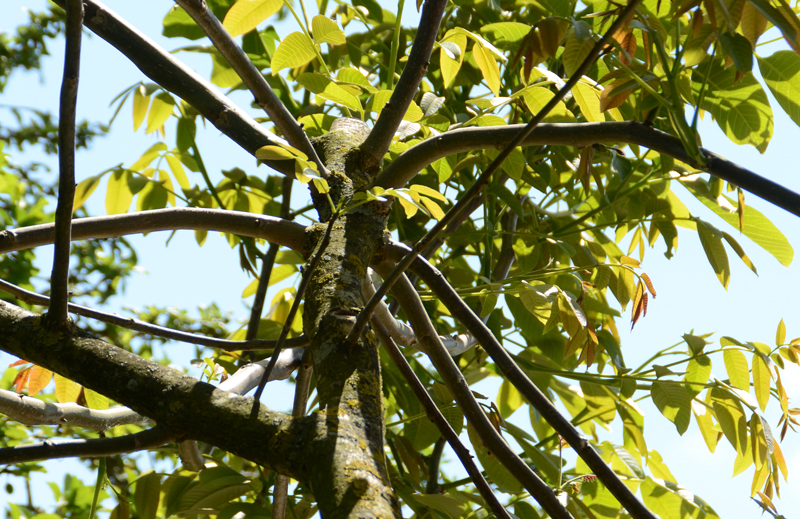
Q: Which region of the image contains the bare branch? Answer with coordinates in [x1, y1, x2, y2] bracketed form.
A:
[217, 348, 305, 395]
[386, 240, 659, 519]
[380, 267, 572, 519]
[371, 317, 513, 519]
[375, 121, 800, 218]
[0, 278, 308, 351]
[0, 426, 173, 465]
[0, 207, 307, 256]
[0, 388, 149, 430]
[252, 213, 339, 404]
[50, 0, 295, 176]
[178, 441, 205, 471]
[174, 0, 325, 174]
[360, 0, 449, 171]
[47, 0, 83, 326]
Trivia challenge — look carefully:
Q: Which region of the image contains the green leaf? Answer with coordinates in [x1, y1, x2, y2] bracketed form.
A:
[166, 155, 190, 190]
[693, 397, 719, 453]
[145, 92, 175, 134]
[137, 181, 169, 211]
[684, 183, 793, 266]
[641, 477, 705, 519]
[162, 6, 205, 40]
[298, 73, 363, 112]
[573, 82, 604, 123]
[776, 319, 786, 346]
[176, 117, 196, 153]
[132, 86, 150, 132]
[758, 51, 800, 129]
[472, 43, 500, 96]
[751, 353, 771, 412]
[520, 86, 576, 122]
[466, 423, 523, 492]
[410, 494, 464, 519]
[723, 349, 750, 391]
[710, 386, 748, 454]
[368, 90, 423, 121]
[513, 237, 539, 274]
[255, 144, 305, 161]
[271, 31, 316, 75]
[222, 0, 282, 37]
[439, 32, 467, 88]
[696, 220, 730, 289]
[106, 170, 133, 215]
[580, 381, 616, 423]
[691, 59, 773, 153]
[312, 15, 346, 45]
[479, 22, 532, 44]
[133, 472, 162, 519]
[497, 378, 523, 418]
[210, 52, 240, 88]
[563, 31, 594, 77]
[683, 356, 712, 398]
[651, 380, 691, 435]
[718, 31, 753, 73]
[431, 155, 456, 183]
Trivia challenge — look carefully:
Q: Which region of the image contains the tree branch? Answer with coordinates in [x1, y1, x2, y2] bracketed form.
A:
[0, 300, 319, 480]
[0, 388, 149, 430]
[174, 0, 326, 174]
[47, 0, 83, 326]
[385, 240, 658, 519]
[50, 0, 295, 176]
[371, 317, 512, 519]
[217, 348, 305, 396]
[0, 207, 307, 255]
[375, 121, 800, 217]
[378, 266, 573, 519]
[359, 0, 448, 171]
[0, 278, 308, 351]
[0, 426, 174, 465]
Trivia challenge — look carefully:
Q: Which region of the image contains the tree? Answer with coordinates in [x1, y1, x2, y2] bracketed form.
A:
[1, 0, 799, 518]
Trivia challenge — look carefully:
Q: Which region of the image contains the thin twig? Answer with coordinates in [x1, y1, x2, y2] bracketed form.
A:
[0, 278, 308, 351]
[252, 214, 339, 405]
[47, 0, 83, 326]
[380, 270, 572, 519]
[346, 0, 644, 348]
[372, 318, 513, 519]
[50, 0, 296, 176]
[391, 242, 658, 519]
[360, 0, 448, 171]
[273, 350, 313, 519]
[246, 177, 294, 361]
[0, 426, 173, 465]
[425, 437, 447, 494]
[174, 0, 325, 174]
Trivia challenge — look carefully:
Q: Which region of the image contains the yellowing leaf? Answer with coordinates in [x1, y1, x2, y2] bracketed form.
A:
[106, 169, 133, 215]
[759, 51, 800, 129]
[84, 387, 109, 410]
[271, 32, 316, 75]
[520, 86, 576, 122]
[409, 184, 448, 203]
[28, 365, 53, 396]
[472, 43, 500, 96]
[256, 144, 307, 161]
[297, 73, 363, 112]
[165, 155, 190, 190]
[697, 220, 731, 289]
[54, 373, 81, 403]
[145, 92, 175, 135]
[132, 86, 150, 132]
[573, 82, 604, 122]
[711, 386, 748, 454]
[73, 175, 101, 212]
[419, 196, 445, 220]
[222, 0, 282, 37]
[439, 32, 466, 88]
[724, 349, 750, 391]
[312, 15, 346, 45]
[752, 353, 771, 412]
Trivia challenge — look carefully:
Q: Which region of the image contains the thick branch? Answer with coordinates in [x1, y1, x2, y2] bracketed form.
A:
[0, 278, 308, 351]
[0, 300, 319, 480]
[0, 426, 173, 465]
[174, 0, 325, 174]
[48, 0, 83, 325]
[0, 207, 307, 255]
[50, 0, 294, 176]
[380, 266, 572, 519]
[371, 318, 512, 519]
[375, 122, 800, 218]
[385, 241, 658, 519]
[360, 0, 448, 171]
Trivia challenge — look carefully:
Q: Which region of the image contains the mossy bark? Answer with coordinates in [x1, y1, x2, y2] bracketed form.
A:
[301, 118, 399, 518]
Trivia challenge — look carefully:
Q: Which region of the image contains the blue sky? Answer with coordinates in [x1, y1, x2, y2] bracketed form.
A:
[1, 1, 799, 517]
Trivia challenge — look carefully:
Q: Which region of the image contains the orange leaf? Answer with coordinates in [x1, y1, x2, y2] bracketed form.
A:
[13, 367, 31, 393]
[28, 365, 54, 396]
